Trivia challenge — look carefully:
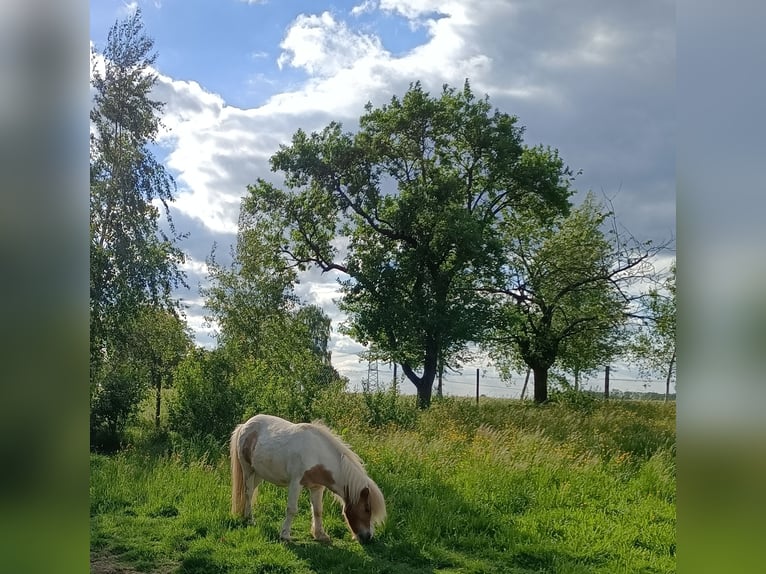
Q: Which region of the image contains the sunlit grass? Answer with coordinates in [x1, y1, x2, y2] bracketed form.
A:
[91, 397, 675, 573]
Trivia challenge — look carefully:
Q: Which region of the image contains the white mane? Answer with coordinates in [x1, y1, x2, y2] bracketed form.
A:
[308, 420, 387, 525]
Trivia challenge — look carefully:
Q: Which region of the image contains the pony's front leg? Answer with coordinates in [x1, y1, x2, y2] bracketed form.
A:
[309, 486, 330, 543]
[280, 479, 301, 542]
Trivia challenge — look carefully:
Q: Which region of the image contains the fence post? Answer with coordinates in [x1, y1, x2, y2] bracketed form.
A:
[392, 363, 397, 392]
[604, 365, 610, 399]
[520, 368, 531, 400]
[437, 357, 443, 398]
[476, 368, 480, 405]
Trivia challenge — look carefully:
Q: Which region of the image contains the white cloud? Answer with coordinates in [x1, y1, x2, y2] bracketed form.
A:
[351, 0, 377, 17]
[277, 12, 386, 77]
[179, 256, 210, 278]
[120, 1, 138, 16]
[378, 0, 446, 20]
[126, 1, 674, 382]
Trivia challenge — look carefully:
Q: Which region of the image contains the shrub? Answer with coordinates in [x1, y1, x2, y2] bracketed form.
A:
[168, 349, 243, 445]
[361, 382, 418, 429]
[548, 386, 599, 411]
[90, 362, 149, 452]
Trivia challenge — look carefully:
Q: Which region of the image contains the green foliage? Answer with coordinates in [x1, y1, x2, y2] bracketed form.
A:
[487, 193, 658, 403]
[547, 385, 599, 411]
[232, 347, 342, 425]
[167, 309, 346, 446]
[168, 349, 243, 447]
[629, 261, 676, 397]
[131, 306, 193, 428]
[91, 398, 675, 573]
[90, 361, 149, 452]
[246, 81, 573, 407]
[199, 190, 345, 432]
[90, 9, 187, 448]
[361, 382, 419, 429]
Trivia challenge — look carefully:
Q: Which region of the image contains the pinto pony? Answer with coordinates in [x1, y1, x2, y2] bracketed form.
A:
[230, 414, 386, 543]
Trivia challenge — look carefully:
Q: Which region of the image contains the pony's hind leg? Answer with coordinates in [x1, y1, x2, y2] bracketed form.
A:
[309, 486, 330, 542]
[242, 467, 261, 522]
[280, 479, 302, 542]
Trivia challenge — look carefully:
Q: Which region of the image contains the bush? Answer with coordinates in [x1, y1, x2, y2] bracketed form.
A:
[361, 382, 418, 429]
[90, 362, 149, 452]
[548, 386, 599, 411]
[167, 349, 243, 445]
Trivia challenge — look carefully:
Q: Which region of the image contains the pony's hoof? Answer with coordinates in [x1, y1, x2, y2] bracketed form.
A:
[314, 534, 332, 544]
[279, 534, 293, 543]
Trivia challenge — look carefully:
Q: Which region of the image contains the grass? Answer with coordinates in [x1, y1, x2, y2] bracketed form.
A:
[91, 396, 675, 573]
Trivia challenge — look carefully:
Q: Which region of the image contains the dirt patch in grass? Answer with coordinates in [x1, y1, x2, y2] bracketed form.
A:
[91, 552, 176, 574]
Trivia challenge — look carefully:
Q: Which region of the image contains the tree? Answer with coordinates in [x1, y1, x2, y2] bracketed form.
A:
[202, 203, 344, 421]
[245, 81, 573, 408]
[128, 306, 193, 429]
[485, 194, 662, 403]
[629, 261, 676, 400]
[294, 305, 333, 365]
[90, 9, 186, 445]
[555, 320, 625, 391]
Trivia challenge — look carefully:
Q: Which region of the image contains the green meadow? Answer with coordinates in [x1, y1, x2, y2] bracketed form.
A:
[90, 396, 675, 573]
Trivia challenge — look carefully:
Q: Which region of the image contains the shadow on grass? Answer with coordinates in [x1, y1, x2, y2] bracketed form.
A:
[289, 537, 433, 574]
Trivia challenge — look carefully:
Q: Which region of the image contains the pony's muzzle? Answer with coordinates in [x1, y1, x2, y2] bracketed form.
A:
[356, 530, 372, 544]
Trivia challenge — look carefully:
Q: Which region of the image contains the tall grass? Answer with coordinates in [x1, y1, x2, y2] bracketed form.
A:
[91, 394, 675, 573]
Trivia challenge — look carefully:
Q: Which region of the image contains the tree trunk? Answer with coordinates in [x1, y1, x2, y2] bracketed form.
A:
[665, 349, 676, 402]
[401, 361, 437, 409]
[415, 381, 433, 409]
[153, 367, 162, 430]
[532, 365, 549, 403]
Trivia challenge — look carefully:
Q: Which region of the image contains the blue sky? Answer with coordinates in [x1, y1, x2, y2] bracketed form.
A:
[90, 0, 676, 397]
[90, 1, 435, 108]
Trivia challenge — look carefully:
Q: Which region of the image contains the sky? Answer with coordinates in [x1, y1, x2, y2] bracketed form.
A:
[90, 0, 676, 398]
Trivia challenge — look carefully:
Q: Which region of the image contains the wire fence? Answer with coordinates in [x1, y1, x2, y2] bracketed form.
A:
[330, 350, 673, 399]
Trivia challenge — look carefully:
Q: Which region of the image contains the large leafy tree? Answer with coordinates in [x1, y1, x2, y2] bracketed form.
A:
[485, 194, 660, 403]
[90, 9, 186, 444]
[246, 82, 573, 408]
[629, 261, 676, 400]
[202, 203, 343, 422]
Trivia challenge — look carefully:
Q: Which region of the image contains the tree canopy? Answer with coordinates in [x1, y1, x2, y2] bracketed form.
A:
[629, 261, 676, 400]
[89, 9, 187, 447]
[245, 81, 574, 407]
[484, 194, 660, 402]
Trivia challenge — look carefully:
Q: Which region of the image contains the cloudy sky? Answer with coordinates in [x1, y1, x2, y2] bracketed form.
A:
[90, 0, 675, 397]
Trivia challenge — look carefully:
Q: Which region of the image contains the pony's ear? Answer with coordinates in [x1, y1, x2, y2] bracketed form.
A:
[360, 486, 370, 500]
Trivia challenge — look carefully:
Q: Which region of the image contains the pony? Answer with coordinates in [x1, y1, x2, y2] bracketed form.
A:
[230, 414, 386, 543]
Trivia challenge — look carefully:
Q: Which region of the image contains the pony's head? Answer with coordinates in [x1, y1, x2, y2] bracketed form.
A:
[313, 423, 387, 543]
[343, 486, 372, 543]
[343, 484, 385, 543]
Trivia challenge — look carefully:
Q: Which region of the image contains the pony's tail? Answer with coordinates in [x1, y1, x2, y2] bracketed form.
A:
[230, 424, 245, 517]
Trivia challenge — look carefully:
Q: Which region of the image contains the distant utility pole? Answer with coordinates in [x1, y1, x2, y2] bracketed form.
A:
[366, 357, 379, 393]
[604, 365, 610, 399]
[475, 368, 480, 405]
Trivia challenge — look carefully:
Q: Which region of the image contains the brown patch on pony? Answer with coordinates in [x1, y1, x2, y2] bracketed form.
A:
[343, 486, 372, 541]
[241, 429, 258, 466]
[300, 464, 335, 488]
